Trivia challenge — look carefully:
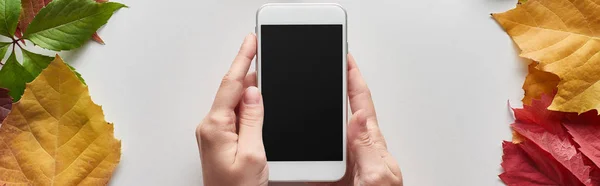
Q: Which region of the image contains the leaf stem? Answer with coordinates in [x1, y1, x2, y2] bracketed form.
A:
[14, 40, 22, 50]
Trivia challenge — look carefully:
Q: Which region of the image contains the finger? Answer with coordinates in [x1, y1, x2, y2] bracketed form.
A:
[212, 34, 257, 112]
[236, 86, 266, 163]
[347, 110, 388, 177]
[244, 71, 257, 88]
[347, 53, 377, 119]
[348, 54, 388, 148]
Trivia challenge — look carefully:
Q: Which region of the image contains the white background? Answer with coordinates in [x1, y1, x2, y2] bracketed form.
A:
[28, 0, 528, 185]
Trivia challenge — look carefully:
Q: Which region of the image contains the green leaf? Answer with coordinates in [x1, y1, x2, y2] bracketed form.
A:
[22, 48, 54, 75]
[23, 0, 125, 51]
[0, 50, 86, 102]
[0, 52, 34, 101]
[0, 0, 21, 37]
[22, 49, 86, 85]
[0, 42, 11, 60]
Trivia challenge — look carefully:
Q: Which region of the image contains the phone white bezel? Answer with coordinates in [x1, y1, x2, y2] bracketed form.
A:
[256, 3, 348, 182]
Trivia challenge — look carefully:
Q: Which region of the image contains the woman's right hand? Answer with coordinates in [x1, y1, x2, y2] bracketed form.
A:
[312, 54, 403, 186]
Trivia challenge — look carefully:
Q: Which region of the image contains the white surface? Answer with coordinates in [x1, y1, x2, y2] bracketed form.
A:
[257, 3, 348, 182]
[31, 0, 526, 185]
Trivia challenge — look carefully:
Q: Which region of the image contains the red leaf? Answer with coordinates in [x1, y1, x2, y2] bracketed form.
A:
[499, 141, 558, 185]
[19, 0, 46, 34]
[563, 110, 600, 169]
[513, 94, 567, 137]
[512, 122, 592, 185]
[0, 88, 12, 122]
[14, 27, 25, 45]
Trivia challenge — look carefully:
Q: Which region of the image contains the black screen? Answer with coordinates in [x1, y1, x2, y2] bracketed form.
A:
[261, 25, 343, 161]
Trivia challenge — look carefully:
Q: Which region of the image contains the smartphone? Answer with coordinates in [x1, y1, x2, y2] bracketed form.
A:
[256, 3, 347, 182]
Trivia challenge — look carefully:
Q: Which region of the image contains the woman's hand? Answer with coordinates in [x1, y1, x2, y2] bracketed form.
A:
[312, 54, 403, 186]
[195, 34, 268, 186]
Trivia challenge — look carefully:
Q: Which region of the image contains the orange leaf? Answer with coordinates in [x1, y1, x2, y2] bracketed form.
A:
[522, 62, 559, 105]
[0, 56, 121, 185]
[493, 0, 600, 113]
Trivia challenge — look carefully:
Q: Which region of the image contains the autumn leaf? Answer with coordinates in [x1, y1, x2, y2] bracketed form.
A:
[0, 88, 10, 122]
[0, 55, 121, 185]
[23, 0, 125, 51]
[499, 141, 562, 185]
[512, 123, 592, 185]
[492, 0, 600, 114]
[0, 0, 21, 37]
[522, 63, 559, 105]
[508, 94, 594, 185]
[512, 94, 567, 137]
[563, 111, 600, 169]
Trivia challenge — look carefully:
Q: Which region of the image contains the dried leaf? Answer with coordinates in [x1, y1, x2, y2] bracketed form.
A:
[513, 94, 567, 137]
[500, 141, 560, 185]
[0, 55, 121, 185]
[492, 0, 600, 113]
[564, 111, 600, 169]
[512, 123, 592, 185]
[0, 88, 10, 122]
[511, 123, 591, 185]
[522, 63, 559, 105]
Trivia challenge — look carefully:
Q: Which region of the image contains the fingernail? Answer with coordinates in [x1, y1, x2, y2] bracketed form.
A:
[243, 86, 260, 105]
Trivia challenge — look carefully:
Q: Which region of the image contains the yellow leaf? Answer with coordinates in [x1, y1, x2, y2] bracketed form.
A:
[0, 55, 121, 185]
[522, 62, 560, 105]
[493, 0, 600, 114]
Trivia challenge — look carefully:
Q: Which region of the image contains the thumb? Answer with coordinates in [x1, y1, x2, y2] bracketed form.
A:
[348, 110, 386, 173]
[236, 86, 266, 156]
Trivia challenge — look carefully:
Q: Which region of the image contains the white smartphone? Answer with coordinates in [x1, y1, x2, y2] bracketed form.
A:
[256, 3, 347, 182]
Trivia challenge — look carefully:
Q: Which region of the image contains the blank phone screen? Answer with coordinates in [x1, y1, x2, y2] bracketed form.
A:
[260, 25, 343, 161]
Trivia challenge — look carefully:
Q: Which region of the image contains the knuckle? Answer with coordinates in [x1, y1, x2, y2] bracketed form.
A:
[221, 72, 234, 84]
[221, 72, 242, 88]
[350, 85, 372, 98]
[206, 112, 235, 125]
[362, 171, 387, 185]
[241, 151, 266, 165]
[354, 132, 374, 148]
[362, 170, 396, 186]
[196, 124, 212, 141]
